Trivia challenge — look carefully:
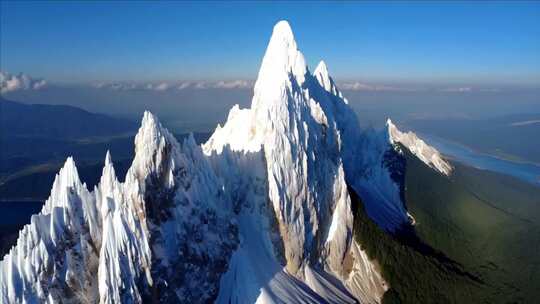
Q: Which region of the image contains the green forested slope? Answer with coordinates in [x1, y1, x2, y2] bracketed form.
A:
[352, 148, 540, 303]
[404, 152, 540, 303]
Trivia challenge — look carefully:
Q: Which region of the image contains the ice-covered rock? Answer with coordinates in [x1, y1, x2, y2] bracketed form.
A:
[0, 158, 99, 303]
[0, 113, 239, 303]
[386, 119, 452, 176]
[205, 20, 387, 303]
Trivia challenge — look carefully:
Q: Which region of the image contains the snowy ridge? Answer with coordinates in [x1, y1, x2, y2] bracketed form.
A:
[0, 20, 453, 303]
[96, 149, 151, 304]
[0, 111, 238, 303]
[0, 157, 99, 303]
[386, 119, 452, 176]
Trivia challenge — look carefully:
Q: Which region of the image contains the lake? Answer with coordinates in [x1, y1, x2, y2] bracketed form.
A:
[421, 134, 540, 186]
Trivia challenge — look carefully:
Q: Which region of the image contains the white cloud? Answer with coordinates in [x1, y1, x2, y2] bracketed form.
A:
[212, 80, 252, 89]
[93, 80, 500, 94]
[339, 82, 373, 91]
[510, 119, 540, 127]
[180, 80, 253, 90]
[0, 71, 47, 93]
[338, 81, 419, 92]
[441, 87, 473, 92]
[193, 82, 208, 89]
[478, 88, 500, 92]
[339, 82, 501, 93]
[440, 87, 500, 93]
[94, 80, 253, 91]
[93, 82, 141, 90]
[177, 82, 192, 90]
[147, 82, 170, 91]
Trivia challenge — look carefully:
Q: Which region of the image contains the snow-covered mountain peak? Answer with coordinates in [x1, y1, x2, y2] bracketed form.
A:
[98, 151, 121, 211]
[41, 156, 86, 213]
[0, 153, 102, 303]
[130, 110, 179, 188]
[270, 20, 296, 46]
[135, 111, 173, 149]
[205, 21, 314, 155]
[135, 110, 176, 146]
[314, 60, 343, 99]
[104, 149, 112, 166]
[314, 60, 330, 87]
[0, 21, 463, 304]
[386, 118, 394, 128]
[386, 119, 452, 175]
[203, 21, 388, 303]
[253, 20, 307, 102]
[101, 151, 116, 184]
[55, 156, 82, 190]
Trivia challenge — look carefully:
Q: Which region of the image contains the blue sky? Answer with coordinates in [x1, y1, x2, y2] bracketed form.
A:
[1, 1, 539, 86]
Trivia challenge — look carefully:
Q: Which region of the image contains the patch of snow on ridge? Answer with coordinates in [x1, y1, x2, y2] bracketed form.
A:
[387, 119, 453, 175]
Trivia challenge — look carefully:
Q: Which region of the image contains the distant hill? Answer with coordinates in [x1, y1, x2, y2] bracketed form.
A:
[0, 97, 137, 139]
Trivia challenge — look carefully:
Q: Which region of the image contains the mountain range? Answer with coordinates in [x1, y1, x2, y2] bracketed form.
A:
[1, 21, 537, 304]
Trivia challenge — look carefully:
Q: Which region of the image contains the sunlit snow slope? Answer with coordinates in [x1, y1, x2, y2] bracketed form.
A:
[387, 119, 452, 176]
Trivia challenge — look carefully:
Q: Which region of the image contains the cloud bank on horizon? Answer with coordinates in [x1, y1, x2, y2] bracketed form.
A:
[93, 80, 253, 91]
[0, 70, 501, 95]
[92, 79, 498, 93]
[0, 71, 47, 94]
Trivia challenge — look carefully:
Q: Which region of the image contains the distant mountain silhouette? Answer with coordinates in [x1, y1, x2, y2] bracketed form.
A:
[0, 97, 137, 139]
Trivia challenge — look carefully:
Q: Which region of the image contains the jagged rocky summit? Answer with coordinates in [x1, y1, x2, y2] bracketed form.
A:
[0, 20, 452, 304]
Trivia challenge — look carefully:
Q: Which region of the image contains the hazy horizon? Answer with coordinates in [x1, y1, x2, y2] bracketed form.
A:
[2, 2, 539, 135]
